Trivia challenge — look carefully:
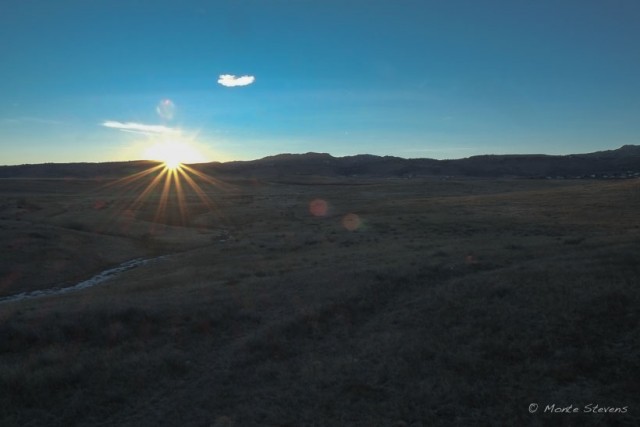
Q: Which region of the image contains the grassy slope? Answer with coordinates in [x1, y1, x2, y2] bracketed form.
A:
[0, 177, 226, 296]
[1, 177, 639, 426]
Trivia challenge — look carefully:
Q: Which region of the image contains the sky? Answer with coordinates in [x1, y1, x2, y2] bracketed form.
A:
[1, 0, 639, 165]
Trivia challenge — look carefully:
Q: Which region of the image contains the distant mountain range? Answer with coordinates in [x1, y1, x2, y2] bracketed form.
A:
[2, 145, 640, 180]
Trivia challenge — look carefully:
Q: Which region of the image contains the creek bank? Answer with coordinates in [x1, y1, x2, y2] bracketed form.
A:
[0, 256, 166, 304]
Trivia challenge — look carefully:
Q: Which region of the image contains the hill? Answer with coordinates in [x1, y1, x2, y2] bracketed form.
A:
[1, 145, 640, 179]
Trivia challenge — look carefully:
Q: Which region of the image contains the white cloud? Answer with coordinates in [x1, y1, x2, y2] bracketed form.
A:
[101, 121, 178, 135]
[218, 74, 255, 87]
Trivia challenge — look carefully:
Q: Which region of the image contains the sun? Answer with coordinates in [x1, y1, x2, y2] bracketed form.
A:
[143, 139, 205, 170]
[164, 157, 182, 170]
[104, 142, 228, 233]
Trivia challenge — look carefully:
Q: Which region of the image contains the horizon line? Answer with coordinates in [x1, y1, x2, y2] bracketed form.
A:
[0, 145, 636, 167]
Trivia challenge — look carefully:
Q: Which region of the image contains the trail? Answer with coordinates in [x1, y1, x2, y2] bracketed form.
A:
[0, 256, 166, 304]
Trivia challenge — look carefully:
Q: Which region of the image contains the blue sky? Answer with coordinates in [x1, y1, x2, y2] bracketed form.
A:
[1, 0, 639, 165]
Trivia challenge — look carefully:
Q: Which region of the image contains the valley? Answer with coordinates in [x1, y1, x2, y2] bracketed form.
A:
[1, 173, 639, 426]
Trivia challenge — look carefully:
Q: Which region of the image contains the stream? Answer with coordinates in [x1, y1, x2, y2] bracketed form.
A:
[0, 256, 166, 304]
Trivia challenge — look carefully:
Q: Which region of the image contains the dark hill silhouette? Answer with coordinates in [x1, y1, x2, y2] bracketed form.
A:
[0, 161, 158, 179]
[198, 145, 640, 179]
[1, 145, 640, 179]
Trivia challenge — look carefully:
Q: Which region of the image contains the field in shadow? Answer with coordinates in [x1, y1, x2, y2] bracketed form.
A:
[1, 173, 639, 426]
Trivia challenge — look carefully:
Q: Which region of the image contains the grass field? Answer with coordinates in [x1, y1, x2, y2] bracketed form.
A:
[1, 172, 639, 426]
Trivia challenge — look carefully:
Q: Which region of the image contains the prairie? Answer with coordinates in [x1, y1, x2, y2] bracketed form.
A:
[1, 172, 639, 426]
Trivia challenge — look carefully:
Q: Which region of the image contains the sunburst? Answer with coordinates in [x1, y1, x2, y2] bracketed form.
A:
[99, 147, 230, 235]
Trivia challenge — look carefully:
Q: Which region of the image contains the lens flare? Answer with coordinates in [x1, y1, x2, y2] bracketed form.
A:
[309, 199, 329, 216]
[156, 99, 176, 120]
[342, 213, 361, 231]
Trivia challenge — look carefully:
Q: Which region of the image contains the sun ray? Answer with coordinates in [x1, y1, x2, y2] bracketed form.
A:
[102, 163, 165, 190]
[129, 167, 170, 213]
[92, 152, 232, 239]
[152, 167, 174, 230]
[171, 167, 188, 226]
[177, 166, 217, 212]
[181, 164, 232, 190]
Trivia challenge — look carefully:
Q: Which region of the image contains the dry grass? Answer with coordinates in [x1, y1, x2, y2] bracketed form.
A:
[1, 175, 639, 426]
